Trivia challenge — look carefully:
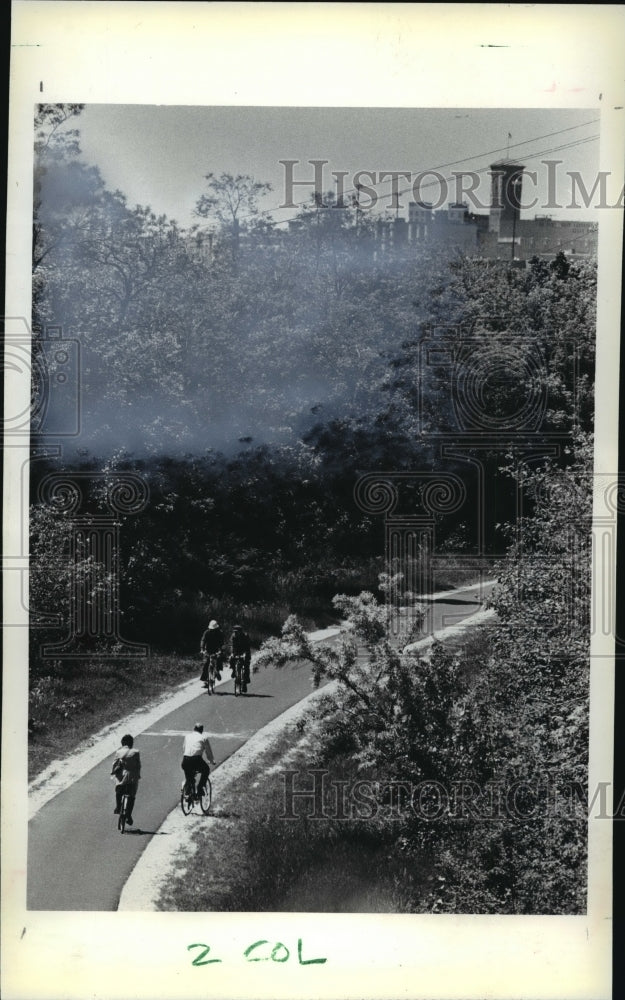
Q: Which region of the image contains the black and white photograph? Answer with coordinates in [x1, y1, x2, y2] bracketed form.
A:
[3, 4, 623, 999]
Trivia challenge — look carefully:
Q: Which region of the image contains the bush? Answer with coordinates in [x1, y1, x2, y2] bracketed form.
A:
[256, 536, 589, 914]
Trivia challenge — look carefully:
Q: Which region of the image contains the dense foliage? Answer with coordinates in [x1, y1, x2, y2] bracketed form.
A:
[255, 451, 591, 916]
[30, 104, 595, 647]
[29, 107, 595, 911]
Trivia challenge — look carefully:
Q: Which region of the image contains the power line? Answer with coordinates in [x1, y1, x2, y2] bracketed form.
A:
[380, 118, 600, 182]
[382, 134, 600, 206]
[213, 118, 600, 226]
[239, 129, 601, 227]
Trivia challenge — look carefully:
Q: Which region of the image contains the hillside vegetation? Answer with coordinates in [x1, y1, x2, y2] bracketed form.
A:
[30, 105, 595, 912]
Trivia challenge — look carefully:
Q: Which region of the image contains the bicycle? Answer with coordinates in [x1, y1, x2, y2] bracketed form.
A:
[180, 771, 212, 816]
[232, 654, 246, 696]
[204, 652, 220, 695]
[118, 791, 132, 834]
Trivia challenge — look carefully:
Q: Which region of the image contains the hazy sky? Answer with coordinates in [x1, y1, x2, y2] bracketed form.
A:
[75, 105, 601, 228]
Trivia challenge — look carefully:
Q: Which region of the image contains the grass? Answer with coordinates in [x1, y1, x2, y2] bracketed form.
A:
[430, 556, 498, 591]
[26, 561, 489, 782]
[157, 613, 587, 916]
[156, 721, 425, 913]
[27, 591, 338, 782]
[158, 616, 491, 915]
[27, 570, 489, 783]
[28, 652, 198, 781]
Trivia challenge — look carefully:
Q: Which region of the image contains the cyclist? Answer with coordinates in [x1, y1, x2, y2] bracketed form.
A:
[182, 723, 216, 796]
[200, 619, 225, 685]
[229, 624, 252, 692]
[111, 734, 141, 825]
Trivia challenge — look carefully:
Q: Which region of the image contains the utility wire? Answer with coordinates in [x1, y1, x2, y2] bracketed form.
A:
[201, 120, 601, 229]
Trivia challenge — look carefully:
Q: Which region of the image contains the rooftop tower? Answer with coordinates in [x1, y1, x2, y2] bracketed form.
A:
[489, 160, 525, 237]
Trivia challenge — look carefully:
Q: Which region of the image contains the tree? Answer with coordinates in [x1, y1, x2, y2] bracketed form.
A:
[34, 103, 84, 156]
[194, 172, 272, 257]
[32, 103, 96, 274]
[487, 432, 593, 781]
[255, 589, 456, 782]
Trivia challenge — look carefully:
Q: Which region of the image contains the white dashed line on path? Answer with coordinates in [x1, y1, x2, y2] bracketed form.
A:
[142, 730, 253, 740]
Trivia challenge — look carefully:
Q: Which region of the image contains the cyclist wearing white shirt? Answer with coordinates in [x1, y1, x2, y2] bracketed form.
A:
[181, 723, 216, 795]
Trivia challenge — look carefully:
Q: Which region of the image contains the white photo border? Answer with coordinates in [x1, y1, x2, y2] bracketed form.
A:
[3, 3, 624, 999]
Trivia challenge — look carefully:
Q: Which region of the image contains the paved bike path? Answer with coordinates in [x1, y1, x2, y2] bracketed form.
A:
[27, 655, 330, 911]
[27, 582, 493, 911]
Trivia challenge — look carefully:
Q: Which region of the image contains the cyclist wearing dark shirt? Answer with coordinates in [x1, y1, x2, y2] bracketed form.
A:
[229, 624, 252, 691]
[200, 619, 225, 683]
[111, 734, 141, 825]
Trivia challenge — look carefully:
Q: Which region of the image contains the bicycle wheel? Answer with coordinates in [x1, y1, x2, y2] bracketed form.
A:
[199, 778, 212, 815]
[207, 656, 216, 695]
[180, 783, 193, 816]
[234, 658, 243, 696]
[118, 794, 128, 833]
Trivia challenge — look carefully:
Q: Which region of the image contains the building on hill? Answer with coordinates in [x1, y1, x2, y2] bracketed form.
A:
[488, 160, 525, 239]
[406, 159, 597, 261]
[190, 158, 597, 265]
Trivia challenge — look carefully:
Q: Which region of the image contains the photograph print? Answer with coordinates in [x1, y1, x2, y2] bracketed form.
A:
[24, 102, 609, 918]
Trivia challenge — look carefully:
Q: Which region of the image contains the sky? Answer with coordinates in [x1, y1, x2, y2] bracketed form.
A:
[75, 106, 602, 229]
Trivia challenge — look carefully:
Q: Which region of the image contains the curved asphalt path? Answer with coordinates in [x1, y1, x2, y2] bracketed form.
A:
[27, 581, 494, 910]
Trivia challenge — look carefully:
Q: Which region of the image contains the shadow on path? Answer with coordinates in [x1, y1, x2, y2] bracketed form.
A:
[121, 828, 166, 837]
[429, 597, 483, 606]
[217, 692, 274, 699]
